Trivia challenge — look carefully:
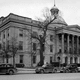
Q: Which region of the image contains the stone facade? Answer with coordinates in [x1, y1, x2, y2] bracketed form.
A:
[0, 5, 80, 67]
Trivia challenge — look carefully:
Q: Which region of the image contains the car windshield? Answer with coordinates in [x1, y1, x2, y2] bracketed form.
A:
[7, 64, 13, 67]
[66, 64, 76, 68]
[42, 64, 47, 67]
[66, 65, 71, 68]
[0, 64, 6, 67]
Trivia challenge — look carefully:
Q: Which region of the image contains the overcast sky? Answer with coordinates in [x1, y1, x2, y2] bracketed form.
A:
[0, 0, 80, 25]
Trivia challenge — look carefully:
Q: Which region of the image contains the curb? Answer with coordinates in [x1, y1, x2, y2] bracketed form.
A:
[17, 68, 35, 71]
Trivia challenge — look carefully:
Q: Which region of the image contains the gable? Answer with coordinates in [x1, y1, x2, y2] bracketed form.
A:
[66, 25, 80, 32]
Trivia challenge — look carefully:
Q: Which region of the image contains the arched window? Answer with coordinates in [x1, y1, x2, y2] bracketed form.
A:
[57, 57, 60, 62]
[70, 57, 73, 64]
[74, 57, 77, 63]
[65, 57, 68, 64]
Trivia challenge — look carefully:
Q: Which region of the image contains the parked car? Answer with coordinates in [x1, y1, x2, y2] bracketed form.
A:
[35, 62, 64, 73]
[0, 63, 17, 75]
[50, 62, 65, 73]
[16, 63, 25, 68]
[35, 64, 54, 73]
[75, 63, 80, 72]
[60, 64, 78, 73]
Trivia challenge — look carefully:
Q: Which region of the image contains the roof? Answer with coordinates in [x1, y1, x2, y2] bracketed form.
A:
[51, 16, 67, 26]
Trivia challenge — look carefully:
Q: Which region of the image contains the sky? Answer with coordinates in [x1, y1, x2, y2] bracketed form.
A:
[0, 0, 80, 25]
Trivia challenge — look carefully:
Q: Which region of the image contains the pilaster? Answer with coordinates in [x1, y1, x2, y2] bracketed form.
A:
[77, 36, 79, 55]
[61, 33, 64, 54]
[72, 35, 74, 54]
[67, 34, 69, 54]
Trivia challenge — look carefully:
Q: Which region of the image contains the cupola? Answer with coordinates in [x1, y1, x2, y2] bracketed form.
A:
[50, 1, 59, 18]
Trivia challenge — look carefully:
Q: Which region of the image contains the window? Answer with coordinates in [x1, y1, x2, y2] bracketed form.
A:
[8, 33, 9, 37]
[1, 64, 6, 67]
[7, 40, 9, 50]
[20, 55, 23, 63]
[32, 31, 38, 37]
[33, 56, 36, 64]
[50, 35, 53, 41]
[19, 29, 23, 37]
[0, 33, 1, 40]
[19, 41, 23, 50]
[3, 42, 5, 49]
[50, 56, 52, 63]
[50, 45, 53, 52]
[7, 64, 13, 67]
[7, 29, 9, 37]
[59, 49, 61, 53]
[33, 43, 36, 51]
[0, 44, 1, 49]
[3, 31, 5, 39]
[43, 56, 45, 60]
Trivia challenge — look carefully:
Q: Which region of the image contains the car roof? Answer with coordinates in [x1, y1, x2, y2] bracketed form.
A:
[0, 63, 13, 65]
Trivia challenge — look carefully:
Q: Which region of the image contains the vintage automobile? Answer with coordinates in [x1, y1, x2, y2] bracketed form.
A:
[35, 64, 54, 73]
[60, 64, 79, 73]
[0, 63, 17, 75]
[35, 62, 64, 73]
[50, 62, 66, 73]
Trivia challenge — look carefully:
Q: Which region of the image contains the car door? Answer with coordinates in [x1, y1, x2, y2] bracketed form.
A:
[48, 65, 53, 72]
[43, 65, 49, 73]
[1, 64, 7, 73]
[44, 65, 53, 73]
[0, 64, 3, 73]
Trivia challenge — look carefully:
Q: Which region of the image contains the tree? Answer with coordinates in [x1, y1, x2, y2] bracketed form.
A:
[9, 37, 19, 67]
[0, 40, 12, 63]
[31, 8, 57, 66]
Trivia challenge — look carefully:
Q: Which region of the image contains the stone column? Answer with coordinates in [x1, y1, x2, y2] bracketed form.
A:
[54, 34, 58, 62]
[68, 57, 70, 64]
[61, 33, 64, 54]
[77, 57, 79, 63]
[67, 34, 69, 54]
[72, 35, 74, 54]
[55, 34, 58, 54]
[56, 34, 59, 54]
[79, 37, 80, 55]
[77, 36, 79, 55]
[73, 57, 75, 63]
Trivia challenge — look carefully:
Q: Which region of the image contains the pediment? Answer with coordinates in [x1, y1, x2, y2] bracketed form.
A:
[66, 25, 80, 32]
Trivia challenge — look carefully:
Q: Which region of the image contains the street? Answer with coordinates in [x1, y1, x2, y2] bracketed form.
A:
[0, 68, 80, 80]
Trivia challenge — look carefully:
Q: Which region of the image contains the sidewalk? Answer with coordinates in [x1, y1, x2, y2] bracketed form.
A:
[17, 68, 35, 71]
[17, 68, 35, 74]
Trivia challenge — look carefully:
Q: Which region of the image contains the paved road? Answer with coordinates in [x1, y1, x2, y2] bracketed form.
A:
[0, 68, 80, 80]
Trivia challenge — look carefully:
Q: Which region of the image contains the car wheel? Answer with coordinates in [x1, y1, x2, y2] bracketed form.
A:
[36, 72, 39, 74]
[75, 69, 78, 73]
[72, 70, 76, 73]
[54, 69, 57, 73]
[40, 70, 44, 74]
[9, 70, 14, 75]
[65, 69, 69, 73]
[63, 70, 66, 73]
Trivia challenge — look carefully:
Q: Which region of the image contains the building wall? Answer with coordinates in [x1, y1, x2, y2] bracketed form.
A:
[0, 13, 80, 67]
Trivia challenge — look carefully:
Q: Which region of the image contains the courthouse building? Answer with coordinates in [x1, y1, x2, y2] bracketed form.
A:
[0, 5, 80, 67]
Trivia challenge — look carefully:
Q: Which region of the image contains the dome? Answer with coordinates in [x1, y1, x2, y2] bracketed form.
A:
[49, 4, 67, 28]
[51, 16, 67, 25]
[49, 16, 67, 28]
